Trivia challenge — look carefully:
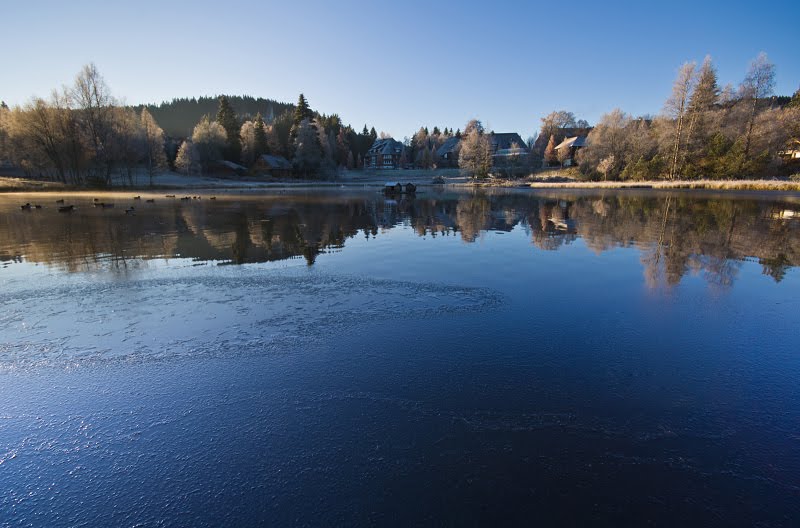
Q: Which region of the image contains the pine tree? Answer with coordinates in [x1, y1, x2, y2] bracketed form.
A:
[455, 129, 461, 139]
[681, 56, 719, 174]
[254, 113, 268, 158]
[0, 101, 7, 110]
[216, 96, 241, 161]
[293, 93, 313, 127]
[433, 126, 441, 135]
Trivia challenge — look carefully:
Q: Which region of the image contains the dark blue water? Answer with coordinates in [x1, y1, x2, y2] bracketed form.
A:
[1, 189, 799, 526]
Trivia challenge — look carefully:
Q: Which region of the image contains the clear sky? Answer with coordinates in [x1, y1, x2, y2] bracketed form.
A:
[2, 0, 798, 140]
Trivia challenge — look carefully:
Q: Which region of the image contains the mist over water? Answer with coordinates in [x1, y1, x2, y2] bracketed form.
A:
[1, 189, 799, 526]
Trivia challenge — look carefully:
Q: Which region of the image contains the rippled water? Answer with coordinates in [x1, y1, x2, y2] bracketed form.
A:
[1, 189, 799, 526]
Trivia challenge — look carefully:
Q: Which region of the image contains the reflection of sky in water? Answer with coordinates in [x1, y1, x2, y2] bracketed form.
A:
[1, 190, 799, 526]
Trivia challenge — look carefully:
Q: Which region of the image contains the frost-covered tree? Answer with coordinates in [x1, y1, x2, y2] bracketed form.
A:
[577, 109, 632, 180]
[739, 52, 776, 169]
[175, 140, 198, 175]
[663, 62, 696, 179]
[140, 108, 167, 186]
[191, 116, 226, 174]
[458, 119, 492, 179]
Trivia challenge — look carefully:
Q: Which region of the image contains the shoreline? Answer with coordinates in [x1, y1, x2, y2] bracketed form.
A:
[2, 173, 800, 194]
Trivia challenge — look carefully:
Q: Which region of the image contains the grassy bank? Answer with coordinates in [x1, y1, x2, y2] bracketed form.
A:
[517, 179, 800, 191]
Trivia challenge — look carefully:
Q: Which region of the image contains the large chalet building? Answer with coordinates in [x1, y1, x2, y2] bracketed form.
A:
[364, 138, 405, 169]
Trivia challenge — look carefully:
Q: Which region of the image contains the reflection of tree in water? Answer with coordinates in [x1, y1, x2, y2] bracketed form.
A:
[1, 192, 798, 288]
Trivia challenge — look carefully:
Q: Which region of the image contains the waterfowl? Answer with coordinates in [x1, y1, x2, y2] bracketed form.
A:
[56, 199, 65, 204]
[133, 196, 141, 200]
[34, 205, 42, 209]
[209, 196, 216, 200]
[145, 198, 155, 203]
[20, 203, 32, 210]
[58, 205, 74, 212]
[165, 194, 176, 198]
[101, 203, 115, 208]
[125, 207, 135, 214]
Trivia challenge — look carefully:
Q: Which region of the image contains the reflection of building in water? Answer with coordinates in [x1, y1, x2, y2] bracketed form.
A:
[1, 192, 799, 287]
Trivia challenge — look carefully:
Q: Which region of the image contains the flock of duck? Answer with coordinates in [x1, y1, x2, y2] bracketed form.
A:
[19, 195, 217, 215]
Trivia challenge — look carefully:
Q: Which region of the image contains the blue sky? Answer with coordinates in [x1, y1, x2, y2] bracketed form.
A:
[2, 0, 798, 139]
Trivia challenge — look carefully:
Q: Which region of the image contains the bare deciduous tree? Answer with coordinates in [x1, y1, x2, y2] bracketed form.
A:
[458, 119, 493, 179]
[664, 62, 696, 179]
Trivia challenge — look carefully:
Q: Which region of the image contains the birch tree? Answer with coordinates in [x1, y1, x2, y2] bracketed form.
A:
[664, 62, 696, 179]
[739, 52, 775, 171]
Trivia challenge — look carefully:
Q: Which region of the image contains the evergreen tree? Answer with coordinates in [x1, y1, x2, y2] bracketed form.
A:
[789, 86, 800, 108]
[433, 126, 441, 135]
[455, 128, 461, 139]
[0, 101, 7, 110]
[216, 95, 241, 161]
[681, 56, 719, 174]
[293, 93, 313, 126]
[254, 113, 268, 158]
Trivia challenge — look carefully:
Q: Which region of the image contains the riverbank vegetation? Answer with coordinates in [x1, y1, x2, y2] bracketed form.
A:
[0, 65, 382, 186]
[1, 54, 798, 189]
[561, 54, 800, 181]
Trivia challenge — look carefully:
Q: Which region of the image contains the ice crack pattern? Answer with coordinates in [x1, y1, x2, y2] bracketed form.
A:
[0, 270, 502, 370]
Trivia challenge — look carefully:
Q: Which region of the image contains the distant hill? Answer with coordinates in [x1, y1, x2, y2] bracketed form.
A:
[133, 96, 294, 138]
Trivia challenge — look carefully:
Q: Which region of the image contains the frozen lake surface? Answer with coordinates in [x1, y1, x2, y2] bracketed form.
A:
[1, 189, 799, 526]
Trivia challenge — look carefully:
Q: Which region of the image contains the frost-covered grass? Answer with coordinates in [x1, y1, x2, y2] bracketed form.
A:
[0, 176, 66, 192]
[521, 179, 800, 191]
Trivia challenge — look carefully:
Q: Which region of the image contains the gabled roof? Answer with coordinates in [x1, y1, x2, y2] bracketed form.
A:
[214, 160, 248, 171]
[367, 138, 404, 155]
[490, 133, 527, 151]
[534, 127, 593, 151]
[554, 136, 588, 150]
[258, 154, 292, 169]
[436, 136, 461, 157]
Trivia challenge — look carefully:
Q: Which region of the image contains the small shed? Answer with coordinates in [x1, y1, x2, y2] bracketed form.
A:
[384, 182, 402, 194]
[254, 154, 293, 178]
[212, 160, 248, 177]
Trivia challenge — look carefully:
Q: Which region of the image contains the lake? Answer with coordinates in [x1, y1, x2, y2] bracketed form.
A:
[1, 188, 799, 526]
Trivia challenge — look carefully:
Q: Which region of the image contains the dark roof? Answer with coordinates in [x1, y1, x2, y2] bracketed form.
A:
[213, 160, 248, 171]
[490, 133, 527, 151]
[258, 154, 292, 169]
[436, 136, 461, 157]
[367, 138, 404, 155]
